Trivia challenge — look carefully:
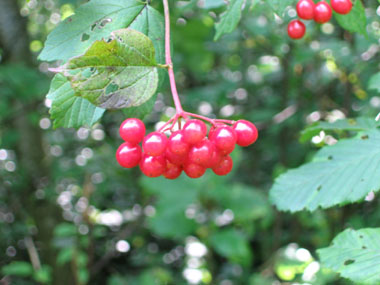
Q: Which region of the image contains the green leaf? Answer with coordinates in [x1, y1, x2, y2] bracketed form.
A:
[318, 228, 380, 284]
[209, 228, 252, 266]
[267, 0, 294, 17]
[270, 129, 380, 212]
[33, 265, 52, 284]
[47, 74, 105, 128]
[61, 29, 159, 110]
[0, 64, 49, 100]
[122, 93, 157, 119]
[54, 223, 77, 237]
[368, 72, 380, 93]
[2, 261, 33, 277]
[300, 117, 380, 143]
[334, 0, 367, 36]
[214, 0, 245, 41]
[140, 176, 200, 239]
[39, 0, 164, 66]
[57, 247, 75, 265]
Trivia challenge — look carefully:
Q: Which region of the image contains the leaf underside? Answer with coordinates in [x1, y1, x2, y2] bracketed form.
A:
[62, 29, 159, 110]
[318, 228, 380, 284]
[270, 129, 380, 212]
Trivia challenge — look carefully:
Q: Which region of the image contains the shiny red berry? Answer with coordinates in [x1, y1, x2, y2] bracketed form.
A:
[212, 155, 233, 176]
[182, 119, 207, 145]
[233, 120, 258, 147]
[143, 132, 168, 156]
[184, 163, 206, 179]
[188, 139, 214, 167]
[116, 142, 142, 168]
[210, 126, 237, 155]
[140, 154, 166, 177]
[206, 149, 223, 169]
[168, 130, 190, 156]
[314, 1, 332, 23]
[287, 20, 306, 39]
[166, 148, 188, 166]
[119, 118, 145, 144]
[164, 161, 182, 180]
[296, 0, 315, 20]
[331, 0, 352, 14]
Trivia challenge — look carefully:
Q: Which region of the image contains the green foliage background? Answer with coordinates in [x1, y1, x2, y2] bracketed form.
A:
[0, 0, 380, 284]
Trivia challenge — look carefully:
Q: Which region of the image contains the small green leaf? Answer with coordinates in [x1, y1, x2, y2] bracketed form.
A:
[33, 265, 52, 284]
[270, 130, 380, 212]
[209, 228, 252, 266]
[318, 228, 380, 284]
[368, 72, 380, 93]
[57, 247, 75, 265]
[214, 0, 245, 41]
[47, 74, 105, 129]
[62, 29, 159, 110]
[334, 0, 367, 35]
[54, 223, 77, 237]
[300, 117, 380, 143]
[267, 0, 294, 18]
[2, 261, 33, 277]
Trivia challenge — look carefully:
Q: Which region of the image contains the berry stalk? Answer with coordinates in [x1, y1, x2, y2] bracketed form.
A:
[163, 0, 185, 116]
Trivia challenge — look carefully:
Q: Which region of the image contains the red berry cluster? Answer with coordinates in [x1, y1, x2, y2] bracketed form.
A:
[116, 118, 258, 179]
[288, 0, 353, 40]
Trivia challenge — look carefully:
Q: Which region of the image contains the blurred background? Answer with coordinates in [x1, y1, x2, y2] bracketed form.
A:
[1, 0, 380, 284]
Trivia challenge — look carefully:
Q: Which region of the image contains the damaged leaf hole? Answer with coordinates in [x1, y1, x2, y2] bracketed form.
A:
[91, 18, 112, 31]
[317, 185, 322, 191]
[362, 246, 367, 249]
[361, 135, 369, 140]
[81, 33, 90, 42]
[106, 83, 119, 95]
[328, 155, 333, 160]
[344, 259, 355, 266]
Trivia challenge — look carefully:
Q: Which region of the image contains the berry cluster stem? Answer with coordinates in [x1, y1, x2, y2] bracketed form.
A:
[163, 0, 184, 116]
[161, 0, 235, 131]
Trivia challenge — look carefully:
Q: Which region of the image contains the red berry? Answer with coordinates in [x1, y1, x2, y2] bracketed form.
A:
[206, 149, 223, 169]
[287, 20, 306, 39]
[164, 161, 182, 179]
[182, 119, 207, 145]
[168, 130, 190, 156]
[188, 139, 214, 167]
[296, 0, 315, 20]
[143, 132, 168, 156]
[233, 120, 258, 147]
[314, 1, 332, 23]
[210, 126, 237, 155]
[331, 0, 352, 14]
[116, 142, 142, 168]
[166, 148, 187, 166]
[119, 118, 145, 144]
[212, 156, 233, 176]
[184, 163, 206, 179]
[208, 123, 225, 140]
[140, 154, 166, 177]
